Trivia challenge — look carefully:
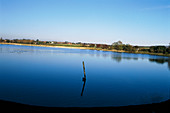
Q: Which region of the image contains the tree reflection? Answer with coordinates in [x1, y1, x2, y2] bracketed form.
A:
[0, 47, 2, 52]
[93, 51, 170, 70]
[111, 53, 139, 63]
[110, 53, 170, 70]
[81, 61, 86, 96]
[102, 53, 109, 58]
[133, 58, 138, 60]
[149, 58, 170, 70]
[149, 58, 168, 64]
[111, 53, 122, 63]
[168, 59, 170, 70]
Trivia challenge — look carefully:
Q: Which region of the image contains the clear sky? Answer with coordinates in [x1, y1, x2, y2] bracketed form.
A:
[0, 0, 169, 46]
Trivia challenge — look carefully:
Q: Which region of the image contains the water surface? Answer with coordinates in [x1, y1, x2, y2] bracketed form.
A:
[0, 44, 170, 107]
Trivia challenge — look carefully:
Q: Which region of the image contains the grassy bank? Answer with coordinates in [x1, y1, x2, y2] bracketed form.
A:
[124, 51, 170, 57]
[0, 42, 170, 57]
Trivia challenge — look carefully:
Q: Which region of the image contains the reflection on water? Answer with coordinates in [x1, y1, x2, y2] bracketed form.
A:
[111, 53, 122, 63]
[81, 79, 86, 96]
[110, 52, 170, 70]
[0, 44, 169, 71]
[149, 58, 168, 64]
[81, 61, 86, 96]
[149, 58, 170, 70]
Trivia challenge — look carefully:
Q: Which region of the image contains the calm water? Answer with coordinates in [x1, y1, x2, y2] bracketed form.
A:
[0, 44, 170, 107]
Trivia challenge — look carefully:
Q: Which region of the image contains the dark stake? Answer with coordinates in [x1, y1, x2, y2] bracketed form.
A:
[81, 79, 86, 96]
[82, 61, 86, 80]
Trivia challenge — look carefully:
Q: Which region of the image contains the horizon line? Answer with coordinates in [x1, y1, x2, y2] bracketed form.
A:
[0, 37, 169, 47]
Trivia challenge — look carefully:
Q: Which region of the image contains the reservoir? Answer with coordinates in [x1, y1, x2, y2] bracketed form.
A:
[0, 44, 170, 107]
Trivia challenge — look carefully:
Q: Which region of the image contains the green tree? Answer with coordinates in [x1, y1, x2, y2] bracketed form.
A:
[149, 46, 166, 53]
[112, 41, 123, 50]
[46, 41, 50, 44]
[0, 37, 3, 42]
[116, 44, 123, 50]
[155, 46, 166, 53]
[149, 46, 155, 53]
[112, 41, 122, 46]
[166, 46, 170, 54]
[6, 39, 11, 43]
[167, 43, 170, 54]
[133, 46, 139, 52]
[123, 44, 133, 52]
[13, 39, 18, 43]
[36, 39, 39, 44]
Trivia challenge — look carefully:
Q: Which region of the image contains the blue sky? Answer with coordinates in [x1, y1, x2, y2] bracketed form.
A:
[0, 0, 169, 46]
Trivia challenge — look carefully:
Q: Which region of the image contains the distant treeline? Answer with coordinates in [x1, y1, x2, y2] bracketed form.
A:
[0, 38, 170, 55]
[110, 41, 170, 55]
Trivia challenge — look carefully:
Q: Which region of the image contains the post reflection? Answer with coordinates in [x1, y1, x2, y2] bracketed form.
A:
[81, 78, 86, 96]
[81, 61, 86, 96]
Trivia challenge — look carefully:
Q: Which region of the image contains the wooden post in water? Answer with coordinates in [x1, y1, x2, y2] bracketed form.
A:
[82, 61, 86, 80]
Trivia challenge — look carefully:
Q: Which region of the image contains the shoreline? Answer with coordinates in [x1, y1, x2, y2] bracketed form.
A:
[0, 42, 128, 52]
[0, 43, 169, 57]
[0, 99, 170, 113]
